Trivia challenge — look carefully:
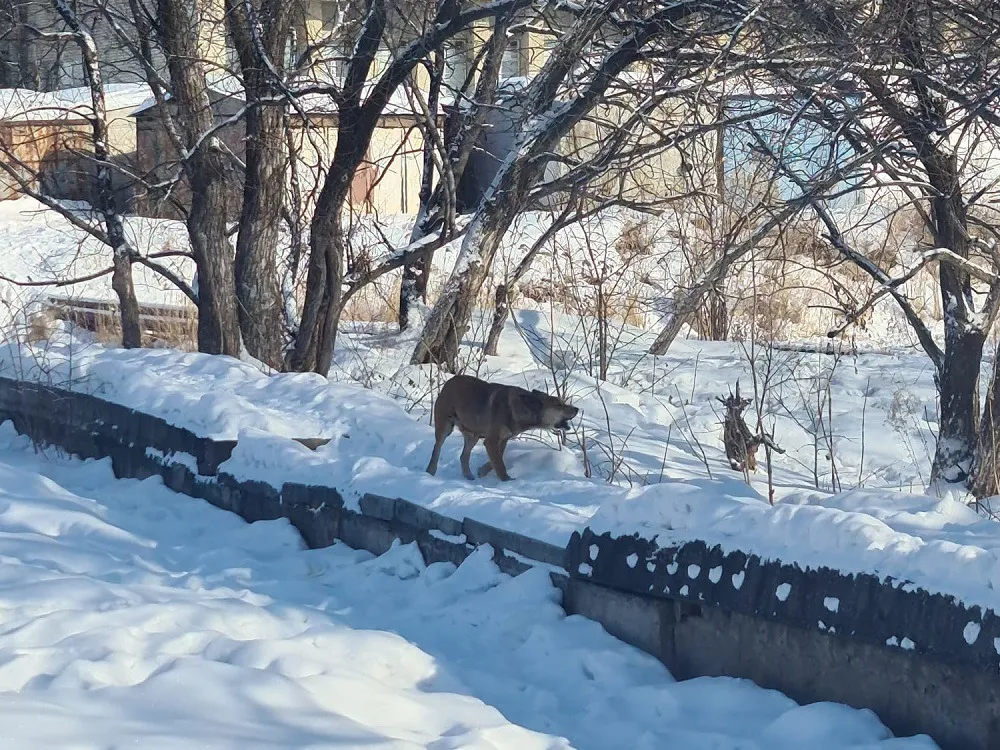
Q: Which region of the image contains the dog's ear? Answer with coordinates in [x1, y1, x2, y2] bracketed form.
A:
[513, 390, 544, 424]
[531, 389, 547, 398]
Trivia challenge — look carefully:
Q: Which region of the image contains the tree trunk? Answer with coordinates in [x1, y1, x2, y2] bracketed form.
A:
[16, 7, 39, 89]
[399, 223, 434, 331]
[650, 274, 727, 355]
[935, 325, 984, 482]
[706, 287, 729, 340]
[286, 183, 345, 374]
[399, 52, 445, 332]
[228, 0, 290, 369]
[111, 252, 141, 346]
[286, 0, 390, 375]
[233, 100, 286, 369]
[649, 201, 805, 356]
[399, 19, 510, 332]
[972, 353, 1000, 499]
[159, 0, 240, 357]
[926, 152, 983, 485]
[187, 148, 241, 355]
[51, 0, 141, 347]
[412, 210, 509, 370]
[483, 283, 508, 357]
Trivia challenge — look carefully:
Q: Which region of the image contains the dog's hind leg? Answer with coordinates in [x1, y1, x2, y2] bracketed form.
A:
[477, 437, 509, 478]
[425, 418, 455, 475]
[460, 431, 479, 480]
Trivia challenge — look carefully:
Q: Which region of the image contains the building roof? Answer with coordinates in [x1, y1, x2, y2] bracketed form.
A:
[130, 73, 451, 120]
[0, 84, 152, 122]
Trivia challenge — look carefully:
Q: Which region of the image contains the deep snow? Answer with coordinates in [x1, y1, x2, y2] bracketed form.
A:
[0, 424, 935, 749]
[6, 322, 1000, 631]
[2, 197, 999, 675]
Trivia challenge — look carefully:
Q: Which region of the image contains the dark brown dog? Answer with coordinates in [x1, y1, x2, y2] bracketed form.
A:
[425, 374, 579, 481]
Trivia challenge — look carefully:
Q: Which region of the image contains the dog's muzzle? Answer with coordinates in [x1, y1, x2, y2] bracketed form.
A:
[555, 408, 580, 432]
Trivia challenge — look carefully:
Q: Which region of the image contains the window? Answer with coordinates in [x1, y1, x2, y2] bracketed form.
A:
[721, 94, 863, 211]
[443, 33, 470, 93]
[501, 30, 522, 79]
[284, 32, 297, 70]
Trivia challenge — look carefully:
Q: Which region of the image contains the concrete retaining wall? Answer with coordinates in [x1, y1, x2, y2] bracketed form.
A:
[0, 375, 996, 749]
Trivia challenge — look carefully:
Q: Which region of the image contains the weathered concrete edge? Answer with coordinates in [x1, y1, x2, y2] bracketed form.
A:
[567, 528, 1000, 675]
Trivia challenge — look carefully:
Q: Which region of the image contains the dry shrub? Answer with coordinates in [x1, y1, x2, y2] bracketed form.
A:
[691, 215, 712, 232]
[341, 279, 401, 324]
[562, 290, 645, 328]
[97, 306, 198, 350]
[25, 309, 59, 344]
[518, 279, 572, 307]
[615, 220, 655, 261]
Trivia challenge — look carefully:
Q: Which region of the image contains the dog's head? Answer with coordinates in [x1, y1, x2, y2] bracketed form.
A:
[530, 389, 579, 431]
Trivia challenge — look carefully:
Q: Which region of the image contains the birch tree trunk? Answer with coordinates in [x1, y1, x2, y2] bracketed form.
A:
[52, 0, 141, 347]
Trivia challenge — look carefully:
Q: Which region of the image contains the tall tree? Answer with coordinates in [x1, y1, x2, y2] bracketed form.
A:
[226, 0, 293, 369]
[51, 0, 142, 347]
[412, 0, 754, 369]
[763, 0, 1000, 485]
[157, 0, 241, 356]
[0, 0, 145, 346]
[286, 0, 534, 374]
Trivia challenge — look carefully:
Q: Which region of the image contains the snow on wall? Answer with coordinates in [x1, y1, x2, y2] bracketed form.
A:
[0, 368, 985, 748]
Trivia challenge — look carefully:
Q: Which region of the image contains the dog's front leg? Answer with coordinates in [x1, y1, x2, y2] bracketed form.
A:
[484, 435, 512, 481]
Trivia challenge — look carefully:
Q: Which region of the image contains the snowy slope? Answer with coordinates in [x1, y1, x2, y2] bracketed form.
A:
[5, 325, 1000, 626]
[0, 198, 193, 331]
[0, 424, 934, 749]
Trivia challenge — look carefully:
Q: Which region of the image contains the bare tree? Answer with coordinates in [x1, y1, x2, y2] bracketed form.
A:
[756, 0, 1000, 486]
[155, 0, 241, 356]
[285, 0, 535, 374]
[397, 8, 511, 331]
[0, 0, 143, 346]
[411, 0, 761, 370]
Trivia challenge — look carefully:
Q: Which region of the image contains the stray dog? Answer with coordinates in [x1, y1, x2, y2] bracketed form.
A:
[425, 374, 579, 481]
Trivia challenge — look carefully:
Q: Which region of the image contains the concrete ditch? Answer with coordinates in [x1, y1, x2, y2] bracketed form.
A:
[0, 375, 995, 749]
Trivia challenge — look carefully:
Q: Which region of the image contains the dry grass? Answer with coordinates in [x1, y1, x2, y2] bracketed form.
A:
[341, 280, 401, 324]
[27, 298, 200, 351]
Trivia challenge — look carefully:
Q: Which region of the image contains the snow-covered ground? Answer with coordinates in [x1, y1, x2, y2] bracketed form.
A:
[0, 198, 193, 335]
[5, 317, 1000, 625]
[0, 425, 934, 748]
[2, 200, 999, 656]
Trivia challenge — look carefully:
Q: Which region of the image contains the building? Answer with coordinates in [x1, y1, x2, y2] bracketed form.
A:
[0, 84, 149, 204]
[1, 0, 861, 218]
[131, 84, 429, 220]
